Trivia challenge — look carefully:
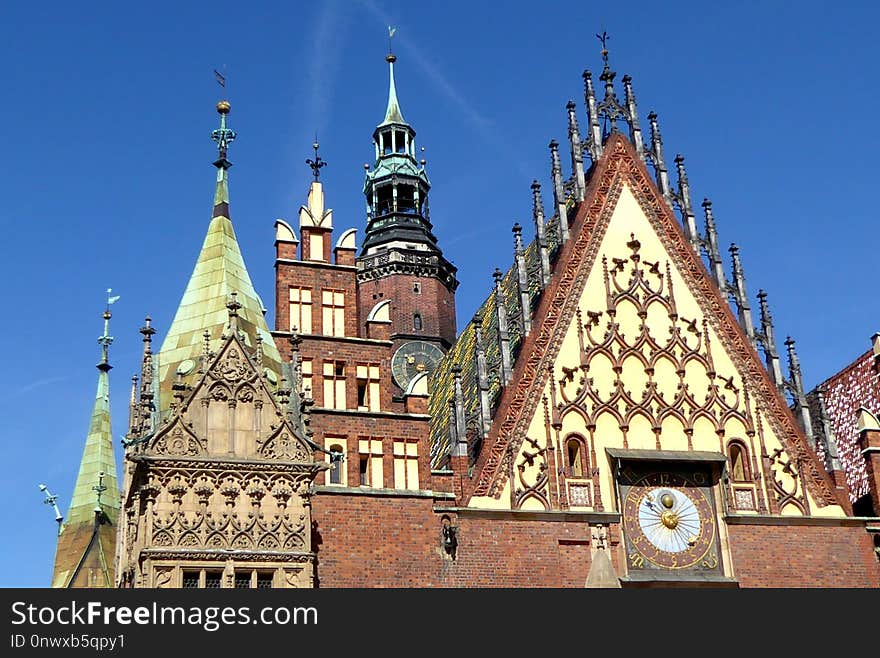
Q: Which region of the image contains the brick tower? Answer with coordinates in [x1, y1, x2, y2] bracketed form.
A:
[357, 51, 458, 386]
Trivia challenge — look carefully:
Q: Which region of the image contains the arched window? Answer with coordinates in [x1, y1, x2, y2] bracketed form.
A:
[413, 313, 423, 331]
[728, 440, 749, 482]
[566, 438, 584, 478]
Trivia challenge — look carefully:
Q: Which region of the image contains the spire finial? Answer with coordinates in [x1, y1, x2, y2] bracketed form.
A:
[597, 30, 610, 67]
[97, 289, 120, 371]
[212, 99, 235, 169]
[381, 29, 405, 125]
[306, 140, 327, 182]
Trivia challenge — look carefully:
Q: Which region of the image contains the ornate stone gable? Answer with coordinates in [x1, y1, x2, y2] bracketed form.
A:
[120, 324, 324, 588]
[470, 135, 843, 513]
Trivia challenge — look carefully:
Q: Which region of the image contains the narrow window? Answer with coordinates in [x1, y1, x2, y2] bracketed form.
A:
[329, 443, 344, 485]
[256, 573, 273, 589]
[204, 572, 222, 589]
[322, 289, 345, 337]
[301, 359, 313, 399]
[356, 364, 380, 411]
[359, 455, 369, 486]
[567, 439, 583, 477]
[413, 281, 421, 294]
[413, 313, 423, 331]
[322, 361, 346, 410]
[234, 572, 252, 589]
[729, 442, 749, 482]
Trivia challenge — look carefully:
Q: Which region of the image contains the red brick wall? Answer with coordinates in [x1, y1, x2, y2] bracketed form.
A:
[727, 522, 880, 587]
[310, 494, 606, 587]
[357, 274, 456, 348]
[310, 494, 880, 587]
[274, 260, 359, 337]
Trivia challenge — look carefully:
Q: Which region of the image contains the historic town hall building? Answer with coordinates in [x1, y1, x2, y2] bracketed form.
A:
[51, 45, 880, 588]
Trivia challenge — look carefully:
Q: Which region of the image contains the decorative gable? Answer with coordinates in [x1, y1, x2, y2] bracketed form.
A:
[469, 135, 844, 518]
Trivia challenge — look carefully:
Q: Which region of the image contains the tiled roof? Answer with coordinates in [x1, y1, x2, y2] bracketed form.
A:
[427, 200, 570, 468]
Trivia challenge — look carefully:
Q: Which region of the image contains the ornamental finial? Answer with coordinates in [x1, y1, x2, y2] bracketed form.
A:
[212, 98, 236, 169]
[306, 140, 327, 182]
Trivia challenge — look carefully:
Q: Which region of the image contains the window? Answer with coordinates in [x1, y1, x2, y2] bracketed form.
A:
[393, 440, 419, 490]
[358, 438, 383, 487]
[356, 364, 380, 411]
[323, 361, 346, 410]
[256, 573, 273, 589]
[204, 572, 222, 589]
[288, 287, 312, 334]
[566, 439, 584, 477]
[322, 289, 345, 337]
[301, 359, 313, 398]
[234, 572, 251, 589]
[328, 443, 345, 485]
[413, 281, 421, 294]
[728, 441, 750, 482]
[182, 571, 200, 589]
[413, 313, 423, 331]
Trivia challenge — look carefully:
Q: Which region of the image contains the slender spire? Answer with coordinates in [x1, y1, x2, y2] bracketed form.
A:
[702, 199, 727, 290]
[784, 336, 814, 446]
[647, 112, 673, 206]
[548, 140, 570, 242]
[531, 180, 551, 287]
[157, 100, 283, 413]
[51, 296, 121, 587]
[566, 101, 586, 201]
[756, 289, 784, 391]
[381, 52, 406, 125]
[729, 244, 756, 347]
[674, 155, 700, 251]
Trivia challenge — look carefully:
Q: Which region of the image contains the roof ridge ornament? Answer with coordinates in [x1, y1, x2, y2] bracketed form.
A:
[306, 140, 327, 182]
[211, 99, 235, 170]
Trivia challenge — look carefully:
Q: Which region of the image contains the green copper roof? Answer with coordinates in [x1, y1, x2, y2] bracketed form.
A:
[65, 368, 119, 525]
[381, 55, 406, 126]
[156, 166, 283, 413]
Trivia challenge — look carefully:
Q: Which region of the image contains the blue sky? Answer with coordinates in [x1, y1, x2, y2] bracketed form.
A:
[1, 1, 878, 587]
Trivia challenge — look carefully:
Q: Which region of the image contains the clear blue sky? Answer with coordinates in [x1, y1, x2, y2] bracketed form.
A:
[1, 1, 877, 587]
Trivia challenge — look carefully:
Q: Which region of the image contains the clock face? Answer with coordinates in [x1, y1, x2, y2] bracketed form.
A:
[391, 340, 444, 390]
[619, 466, 721, 572]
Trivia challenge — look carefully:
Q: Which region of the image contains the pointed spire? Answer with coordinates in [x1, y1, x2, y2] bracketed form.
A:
[157, 101, 283, 412]
[621, 75, 644, 160]
[473, 312, 492, 438]
[513, 223, 531, 335]
[548, 140, 570, 242]
[814, 386, 843, 472]
[566, 101, 586, 201]
[493, 267, 513, 385]
[702, 199, 727, 290]
[582, 71, 603, 162]
[647, 112, 673, 206]
[52, 299, 121, 587]
[381, 52, 406, 125]
[673, 155, 700, 250]
[784, 336, 814, 447]
[531, 180, 551, 287]
[756, 290, 784, 391]
[728, 244, 756, 347]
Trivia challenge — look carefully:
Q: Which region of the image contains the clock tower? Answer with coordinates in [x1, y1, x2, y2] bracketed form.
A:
[358, 50, 458, 392]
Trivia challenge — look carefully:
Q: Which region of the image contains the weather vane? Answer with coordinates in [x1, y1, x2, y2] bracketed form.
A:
[596, 30, 609, 65]
[388, 25, 397, 54]
[306, 139, 327, 182]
